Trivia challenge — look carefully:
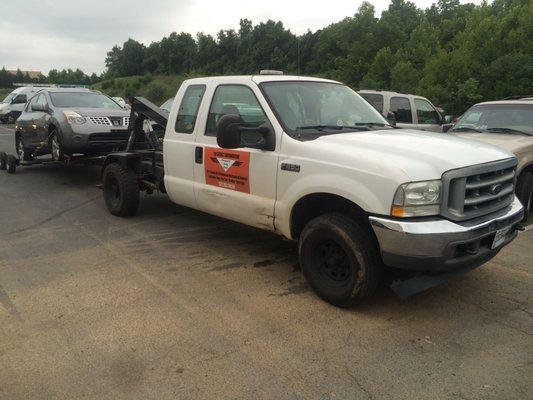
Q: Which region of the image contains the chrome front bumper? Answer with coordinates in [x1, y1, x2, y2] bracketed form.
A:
[369, 197, 524, 272]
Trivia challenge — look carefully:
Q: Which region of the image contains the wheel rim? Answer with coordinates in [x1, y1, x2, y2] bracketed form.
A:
[51, 135, 60, 160]
[16, 139, 24, 160]
[316, 240, 351, 282]
[105, 175, 121, 209]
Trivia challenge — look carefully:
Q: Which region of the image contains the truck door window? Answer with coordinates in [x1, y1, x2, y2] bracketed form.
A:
[390, 97, 412, 123]
[174, 85, 206, 134]
[415, 99, 440, 124]
[360, 93, 384, 113]
[205, 85, 267, 139]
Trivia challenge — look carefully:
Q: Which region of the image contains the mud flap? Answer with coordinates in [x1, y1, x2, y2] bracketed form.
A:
[390, 262, 484, 299]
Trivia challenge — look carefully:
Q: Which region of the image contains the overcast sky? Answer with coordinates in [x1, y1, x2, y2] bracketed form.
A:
[0, 0, 482, 75]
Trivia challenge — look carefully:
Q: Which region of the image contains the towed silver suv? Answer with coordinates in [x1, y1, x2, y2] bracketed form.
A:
[15, 88, 130, 161]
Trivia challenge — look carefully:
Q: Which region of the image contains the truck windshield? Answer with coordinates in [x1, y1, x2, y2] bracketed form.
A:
[50, 92, 122, 109]
[452, 104, 533, 136]
[261, 81, 391, 138]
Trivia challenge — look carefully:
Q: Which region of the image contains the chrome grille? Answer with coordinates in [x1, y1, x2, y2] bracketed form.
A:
[442, 158, 517, 221]
[88, 116, 111, 126]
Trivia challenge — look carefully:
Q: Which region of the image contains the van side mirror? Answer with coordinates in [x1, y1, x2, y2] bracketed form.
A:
[386, 111, 397, 127]
[216, 114, 275, 151]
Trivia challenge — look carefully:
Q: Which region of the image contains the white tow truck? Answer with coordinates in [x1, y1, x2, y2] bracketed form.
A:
[100, 72, 524, 307]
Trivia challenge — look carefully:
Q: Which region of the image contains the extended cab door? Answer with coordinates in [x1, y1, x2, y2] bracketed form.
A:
[163, 83, 207, 209]
[413, 98, 443, 132]
[389, 96, 417, 129]
[192, 83, 279, 231]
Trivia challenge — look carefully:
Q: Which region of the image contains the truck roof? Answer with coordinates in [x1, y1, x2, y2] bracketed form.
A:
[475, 100, 533, 106]
[183, 75, 340, 85]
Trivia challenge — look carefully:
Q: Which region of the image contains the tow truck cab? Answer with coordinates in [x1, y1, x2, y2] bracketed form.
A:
[102, 73, 524, 307]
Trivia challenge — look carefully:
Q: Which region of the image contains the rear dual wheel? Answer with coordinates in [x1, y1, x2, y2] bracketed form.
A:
[103, 163, 140, 217]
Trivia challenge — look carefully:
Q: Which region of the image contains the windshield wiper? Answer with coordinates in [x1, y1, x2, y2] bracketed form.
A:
[451, 126, 484, 133]
[353, 122, 392, 127]
[295, 125, 371, 132]
[485, 127, 532, 136]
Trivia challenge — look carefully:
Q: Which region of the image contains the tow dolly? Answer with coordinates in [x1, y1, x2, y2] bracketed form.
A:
[0, 151, 107, 174]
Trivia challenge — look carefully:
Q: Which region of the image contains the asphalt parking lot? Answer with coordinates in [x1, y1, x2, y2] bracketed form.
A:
[0, 124, 531, 400]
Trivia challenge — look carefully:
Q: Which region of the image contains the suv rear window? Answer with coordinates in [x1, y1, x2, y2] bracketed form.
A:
[360, 93, 384, 113]
[390, 97, 412, 123]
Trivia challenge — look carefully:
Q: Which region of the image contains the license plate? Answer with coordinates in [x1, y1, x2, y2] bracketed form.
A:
[492, 227, 511, 249]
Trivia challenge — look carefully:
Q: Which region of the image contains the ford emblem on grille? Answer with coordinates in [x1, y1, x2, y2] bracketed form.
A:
[489, 183, 504, 195]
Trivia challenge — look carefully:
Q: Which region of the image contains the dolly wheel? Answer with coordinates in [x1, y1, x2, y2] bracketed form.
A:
[6, 155, 17, 174]
[103, 163, 140, 217]
[0, 152, 6, 170]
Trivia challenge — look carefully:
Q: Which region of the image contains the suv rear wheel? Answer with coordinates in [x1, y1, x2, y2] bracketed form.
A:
[298, 213, 382, 307]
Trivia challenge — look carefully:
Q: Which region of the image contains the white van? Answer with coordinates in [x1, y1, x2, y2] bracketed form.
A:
[0, 87, 43, 123]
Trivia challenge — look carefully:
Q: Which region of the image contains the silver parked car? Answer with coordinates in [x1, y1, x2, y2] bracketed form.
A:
[15, 88, 130, 161]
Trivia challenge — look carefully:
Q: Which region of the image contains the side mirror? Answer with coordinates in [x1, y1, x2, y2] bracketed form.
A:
[31, 103, 47, 112]
[216, 114, 275, 151]
[386, 111, 397, 127]
[442, 115, 452, 124]
[441, 123, 454, 133]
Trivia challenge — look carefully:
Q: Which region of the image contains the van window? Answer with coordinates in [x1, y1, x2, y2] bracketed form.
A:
[174, 85, 205, 134]
[415, 99, 440, 124]
[205, 85, 267, 137]
[390, 97, 412, 123]
[360, 93, 384, 113]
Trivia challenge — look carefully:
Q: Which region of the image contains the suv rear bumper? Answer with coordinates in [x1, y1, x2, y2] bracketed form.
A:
[369, 197, 524, 272]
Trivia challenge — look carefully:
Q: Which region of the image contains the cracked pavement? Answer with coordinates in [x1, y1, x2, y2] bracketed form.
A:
[0, 125, 531, 399]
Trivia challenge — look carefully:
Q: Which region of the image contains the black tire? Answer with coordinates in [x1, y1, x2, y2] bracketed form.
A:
[49, 130, 64, 161]
[298, 213, 382, 307]
[516, 171, 532, 222]
[0, 152, 6, 170]
[15, 135, 32, 162]
[6, 155, 17, 174]
[103, 163, 140, 217]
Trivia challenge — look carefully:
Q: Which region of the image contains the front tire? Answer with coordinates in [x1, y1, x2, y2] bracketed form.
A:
[15, 135, 32, 162]
[103, 163, 140, 217]
[298, 213, 382, 307]
[517, 172, 532, 222]
[49, 130, 64, 161]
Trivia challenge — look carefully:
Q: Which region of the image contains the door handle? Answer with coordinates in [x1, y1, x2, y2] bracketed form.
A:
[195, 146, 203, 164]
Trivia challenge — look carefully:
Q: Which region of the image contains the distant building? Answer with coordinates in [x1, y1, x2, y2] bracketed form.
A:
[6, 70, 43, 79]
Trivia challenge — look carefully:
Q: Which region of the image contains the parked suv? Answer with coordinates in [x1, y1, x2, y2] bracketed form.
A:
[15, 88, 130, 161]
[0, 86, 43, 123]
[358, 90, 451, 132]
[446, 100, 533, 221]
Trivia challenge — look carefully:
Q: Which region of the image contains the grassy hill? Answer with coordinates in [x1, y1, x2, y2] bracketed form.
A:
[0, 88, 11, 100]
[91, 74, 195, 105]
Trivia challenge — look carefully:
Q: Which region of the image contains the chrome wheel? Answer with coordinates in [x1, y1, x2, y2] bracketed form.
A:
[16, 138, 25, 160]
[51, 134, 61, 161]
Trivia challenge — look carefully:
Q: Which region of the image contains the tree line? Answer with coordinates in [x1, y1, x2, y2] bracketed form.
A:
[103, 0, 531, 114]
[0, 67, 99, 88]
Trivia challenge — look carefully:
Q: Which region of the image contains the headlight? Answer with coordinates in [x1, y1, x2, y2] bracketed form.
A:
[391, 180, 441, 217]
[64, 111, 86, 125]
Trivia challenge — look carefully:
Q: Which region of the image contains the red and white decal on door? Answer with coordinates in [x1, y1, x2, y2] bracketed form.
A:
[204, 147, 250, 193]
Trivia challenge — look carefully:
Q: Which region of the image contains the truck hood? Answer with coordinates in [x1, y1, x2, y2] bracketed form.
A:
[313, 129, 515, 181]
[450, 132, 533, 154]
